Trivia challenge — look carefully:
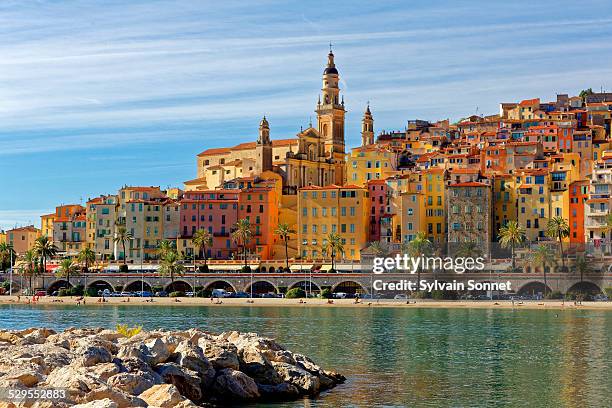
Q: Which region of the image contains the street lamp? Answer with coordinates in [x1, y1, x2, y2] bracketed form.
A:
[8, 245, 13, 296]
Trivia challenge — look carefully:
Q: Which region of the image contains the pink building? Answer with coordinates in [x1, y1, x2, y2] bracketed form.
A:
[179, 190, 239, 259]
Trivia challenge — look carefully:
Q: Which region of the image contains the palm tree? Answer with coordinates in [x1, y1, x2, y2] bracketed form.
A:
[530, 244, 556, 298]
[113, 226, 133, 266]
[56, 258, 79, 285]
[407, 232, 432, 293]
[158, 250, 185, 284]
[19, 250, 39, 293]
[0, 242, 15, 271]
[77, 247, 96, 273]
[34, 236, 57, 288]
[156, 240, 176, 260]
[368, 241, 389, 258]
[232, 219, 253, 270]
[455, 241, 483, 258]
[274, 223, 295, 270]
[574, 256, 592, 290]
[192, 230, 213, 269]
[498, 220, 526, 271]
[546, 217, 570, 270]
[324, 232, 344, 271]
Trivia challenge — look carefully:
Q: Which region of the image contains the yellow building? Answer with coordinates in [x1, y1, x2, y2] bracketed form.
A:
[516, 169, 551, 242]
[297, 185, 369, 261]
[491, 174, 517, 237]
[399, 189, 426, 243]
[0, 231, 6, 245]
[347, 145, 397, 186]
[40, 213, 56, 238]
[422, 168, 446, 244]
[86, 195, 119, 259]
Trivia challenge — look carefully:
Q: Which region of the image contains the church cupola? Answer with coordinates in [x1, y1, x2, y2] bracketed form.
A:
[258, 115, 270, 145]
[361, 104, 374, 146]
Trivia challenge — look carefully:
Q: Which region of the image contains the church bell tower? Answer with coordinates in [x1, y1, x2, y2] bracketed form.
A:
[316, 45, 346, 184]
[255, 116, 272, 174]
[361, 104, 374, 146]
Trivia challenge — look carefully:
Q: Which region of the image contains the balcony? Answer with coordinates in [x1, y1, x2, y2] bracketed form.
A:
[213, 232, 230, 237]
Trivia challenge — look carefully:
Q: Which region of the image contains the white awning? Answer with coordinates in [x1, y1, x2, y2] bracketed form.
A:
[319, 264, 333, 272]
[289, 264, 313, 271]
[209, 265, 243, 271]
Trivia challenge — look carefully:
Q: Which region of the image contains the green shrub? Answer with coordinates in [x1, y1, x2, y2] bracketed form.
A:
[285, 288, 306, 299]
[564, 292, 576, 300]
[169, 291, 185, 297]
[119, 264, 129, 272]
[431, 290, 445, 300]
[545, 291, 564, 299]
[604, 287, 612, 298]
[152, 286, 163, 293]
[58, 288, 69, 297]
[411, 291, 429, 299]
[241, 266, 251, 273]
[320, 288, 332, 299]
[196, 289, 211, 298]
[85, 287, 98, 297]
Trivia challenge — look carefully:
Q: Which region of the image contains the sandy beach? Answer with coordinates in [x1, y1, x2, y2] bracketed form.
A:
[1, 295, 610, 310]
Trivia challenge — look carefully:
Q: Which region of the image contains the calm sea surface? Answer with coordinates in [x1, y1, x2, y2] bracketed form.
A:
[1, 304, 610, 407]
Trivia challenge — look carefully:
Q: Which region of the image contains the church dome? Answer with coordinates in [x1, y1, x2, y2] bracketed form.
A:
[323, 66, 338, 75]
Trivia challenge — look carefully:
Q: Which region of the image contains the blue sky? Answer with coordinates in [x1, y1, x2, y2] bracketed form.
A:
[2, 0, 612, 229]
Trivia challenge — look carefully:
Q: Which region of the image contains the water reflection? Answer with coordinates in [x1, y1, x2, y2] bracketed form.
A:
[0, 305, 609, 407]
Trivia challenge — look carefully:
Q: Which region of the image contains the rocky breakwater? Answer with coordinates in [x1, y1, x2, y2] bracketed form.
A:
[0, 327, 344, 407]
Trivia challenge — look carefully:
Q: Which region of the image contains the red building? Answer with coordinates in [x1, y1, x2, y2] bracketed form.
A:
[367, 179, 389, 242]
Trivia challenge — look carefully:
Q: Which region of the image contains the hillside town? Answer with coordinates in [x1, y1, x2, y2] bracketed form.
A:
[1, 50, 612, 276]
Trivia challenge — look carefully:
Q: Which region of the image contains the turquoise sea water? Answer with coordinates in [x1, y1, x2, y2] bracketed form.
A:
[1, 304, 610, 407]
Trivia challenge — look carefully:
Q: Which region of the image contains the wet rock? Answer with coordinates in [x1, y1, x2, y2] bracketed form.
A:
[200, 340, 240, 370]
[212, 368, 260, 401]
[173, 340, 215, 388]
[272, 361, 320, 394]
[155, 362, 202, 402]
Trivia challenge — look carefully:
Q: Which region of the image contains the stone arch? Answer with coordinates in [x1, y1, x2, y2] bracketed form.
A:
[47, 279, 72, 294]
[165, 280, 193, 293]
[87, 280, 114, 294]
[288, 280, 321, 293]
[260, 267, 267, 273]
[517, 281, 552, 296]
[124, 280, 152, 292]
[268, 267, 275, 274]
[244, 280, 278, 295]
[331, 280, 368, 295]
[204, 280, 237, 293]
[566, 281, 602, 295]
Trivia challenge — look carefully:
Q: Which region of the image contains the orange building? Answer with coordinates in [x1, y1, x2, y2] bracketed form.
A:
[7, 226, 41, 255]
[238, 185, 279, 260]
[52, 204, 87, 255]
[569, 180, 588, 244]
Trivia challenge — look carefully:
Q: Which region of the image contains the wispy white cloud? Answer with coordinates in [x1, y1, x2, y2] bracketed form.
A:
[2, 0, 612, 214]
